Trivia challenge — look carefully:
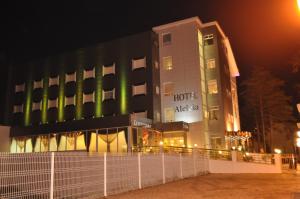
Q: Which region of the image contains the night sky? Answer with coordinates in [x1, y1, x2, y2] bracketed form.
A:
[0, 0, 300, 126]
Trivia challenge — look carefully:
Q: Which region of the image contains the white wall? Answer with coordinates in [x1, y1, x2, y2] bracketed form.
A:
[0, 126, 10, 152]
[209, 152, 282, 173]
[155, 21, 203, 124]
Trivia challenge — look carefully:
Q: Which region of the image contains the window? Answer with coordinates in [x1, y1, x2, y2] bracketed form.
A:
[15, 83, 25, 93]
[155, 61, 159, 69]
[163, 82, 174, 96]
[49, 76, 59, 86]
[204, 34, 214, 45]
[83, 92, 95, 103]
[207, 59, 216, 69]
[132, 83, 146, 96]
[83, 68, 95, 79]
[208, 107, 219, 120]
[65, 72, 76, 83]
[48, 99, 58, 109]
[103, 63, 115, 76]
[163, 56, 173, 70]
[132, 57, 146, 70]
[13, 105, 23, 113]
[132, 111, 147, 119]
[156, 86, 160, 95]
[211, 137, 222, 149]
[156, 112, 161, 122]
[33, 80, 43, 89]
[65, 96, 75, 106]
[102, 89, 115, 101]
[32, 101, 41, 111]
[163, 33, 172, 45]
[207, 80, 218, 94]
[164, 107, 175, 122]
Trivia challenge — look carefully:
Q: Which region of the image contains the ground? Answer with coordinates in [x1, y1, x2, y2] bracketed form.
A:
[107, 173, 300, 199]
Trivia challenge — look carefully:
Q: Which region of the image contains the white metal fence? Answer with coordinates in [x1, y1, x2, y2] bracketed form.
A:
[0, 151, 209, 199]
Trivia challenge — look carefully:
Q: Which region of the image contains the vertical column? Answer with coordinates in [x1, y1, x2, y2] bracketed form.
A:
[95, 65, 102, 117]
[119, 60, 128, 115]
[180, 153, 183, 179]
[50, 152, 55, 199]
[24, 66, 33, 126]
[162, 153, 165, 184]
[193, 149, 197, 177]
[41, 65, 49, 124]
[75, 50, 84, 120]
[58, 58, 65, 122]
[103, 152, 107, 197]
[138, 152, 141, 189]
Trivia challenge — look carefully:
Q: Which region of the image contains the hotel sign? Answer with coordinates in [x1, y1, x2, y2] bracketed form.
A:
[173, 92, 199, 113]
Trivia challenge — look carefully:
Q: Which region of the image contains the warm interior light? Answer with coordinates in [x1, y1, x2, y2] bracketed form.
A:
[274, 148, 282, 154]
[297, 131, 300, 137]
[297, 0, 300, 11]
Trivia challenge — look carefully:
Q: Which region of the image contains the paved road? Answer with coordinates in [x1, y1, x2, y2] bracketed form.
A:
[107, 173, 300, 199]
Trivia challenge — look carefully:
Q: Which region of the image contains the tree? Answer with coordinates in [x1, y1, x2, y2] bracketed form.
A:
[241, 66, 294, 153]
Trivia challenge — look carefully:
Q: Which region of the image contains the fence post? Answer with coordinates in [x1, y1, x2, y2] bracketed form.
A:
[231, 151, 237, 162]
[104, 152, 107, 197]
[193, 149, 196, 177]
[180, 153, 183, 179]
[274, 154, 282, 173]
[50, 152, 54, 199]
[162, 153, 165, 184]
[138, 152, 142, 189]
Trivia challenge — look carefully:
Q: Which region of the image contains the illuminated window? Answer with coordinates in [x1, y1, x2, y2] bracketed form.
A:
[163, 82, 174, 96]
[49, 76, 59, 86]
[13, 105, 23, 113]
[207, 79, 218, 94]
[156, 86, 160, 95]
[15, 83, 25, 93]
[156, 112, 161, 122]
[65, 96, 75, 106]
[208, 107, 219, 120]
[32, 101, 41, 111]
[83, 92, 95, 103]
[164, 107, 175, 122]
[103, 63, 115, 76]
[33, 79, 43, 89]
[65, 72, 76, 83]
[162, 33, 171, 45]
[207, 59, 216, 69]
[48, 98, 58, 109]
[204, 34, 214, 45]
[211, 137, 222, 149]
[102, 89, 115, 101]
[132, 111, 147, 119]
[83, 68, 95, 79]
[132, 57, 146, 70]
[155, 61, 159, 69]
[132, 83, 147, 96]
[163, 56, 173, 70]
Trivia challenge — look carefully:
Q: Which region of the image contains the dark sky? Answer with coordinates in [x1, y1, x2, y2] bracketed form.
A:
[0, 0, 300, 125]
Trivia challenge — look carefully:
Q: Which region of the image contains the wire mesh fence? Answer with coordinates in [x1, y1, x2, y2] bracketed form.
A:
[0, 150, 209, 199]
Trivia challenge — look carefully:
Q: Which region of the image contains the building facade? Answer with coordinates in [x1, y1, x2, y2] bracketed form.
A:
[6, 17, 242, 153]
[153, 17, 240, 149]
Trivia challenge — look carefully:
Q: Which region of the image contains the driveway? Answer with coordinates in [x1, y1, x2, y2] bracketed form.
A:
[106, 173, 300, 199]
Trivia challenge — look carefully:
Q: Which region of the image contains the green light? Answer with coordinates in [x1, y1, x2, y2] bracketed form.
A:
[95, 65, 102, 117]
[24, 68, 33, 126]
[41, 67, 49, 124]
[75, 50, 84, 120]
[120, 63, 127, 114]
[58, 65, 65, 122]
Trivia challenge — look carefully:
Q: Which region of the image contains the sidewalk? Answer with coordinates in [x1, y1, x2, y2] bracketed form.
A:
[106, 173, 300, 199]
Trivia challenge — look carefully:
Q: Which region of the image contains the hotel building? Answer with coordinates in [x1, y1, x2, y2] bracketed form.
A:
[5, 17, 241, 153]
